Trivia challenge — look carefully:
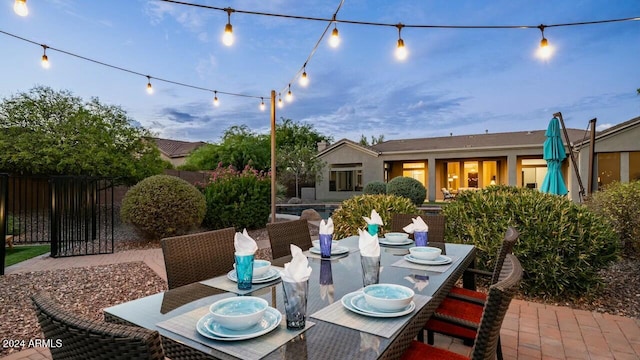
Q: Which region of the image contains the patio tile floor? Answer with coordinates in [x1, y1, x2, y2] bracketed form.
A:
[3, 241, 640, 359]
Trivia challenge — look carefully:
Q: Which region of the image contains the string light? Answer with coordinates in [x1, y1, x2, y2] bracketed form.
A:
[41, 45, 50, 69]
[278, 93, 283, 108]
[299, 66, 309, 87]
[146, 76, 153, 94]
[286, 84, 293, 102]
[395, 24, 408, 61]
[329, 22, 340, 48]
[213, 91, 220, 106]
[260, 97, 266, 111]
[537, 24, 553, 59]
[222, 8, 235, 46]
[13, 0, 28, 17]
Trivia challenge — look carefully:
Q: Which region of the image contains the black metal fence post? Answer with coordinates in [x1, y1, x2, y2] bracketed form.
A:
[1, 173, 8, 275]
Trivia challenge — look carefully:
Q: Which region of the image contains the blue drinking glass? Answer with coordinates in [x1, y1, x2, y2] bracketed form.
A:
[367, 224, 379, 236]
[319, 234, 333, 258]
[414, 231, 428, 247]
[234, 253, 254, 290]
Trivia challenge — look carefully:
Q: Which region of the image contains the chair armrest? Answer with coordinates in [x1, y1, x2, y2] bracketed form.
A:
[464, 268, 492, 278]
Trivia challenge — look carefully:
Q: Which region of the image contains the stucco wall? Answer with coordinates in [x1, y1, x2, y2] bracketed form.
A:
[316, 144, 380, 201]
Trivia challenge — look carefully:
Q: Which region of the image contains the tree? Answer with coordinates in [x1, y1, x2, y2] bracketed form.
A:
[359, 134, 385, 146]
[0, 86, 164, 184]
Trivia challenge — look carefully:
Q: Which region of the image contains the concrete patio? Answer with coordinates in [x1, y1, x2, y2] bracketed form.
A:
[3, 243, 640, 360]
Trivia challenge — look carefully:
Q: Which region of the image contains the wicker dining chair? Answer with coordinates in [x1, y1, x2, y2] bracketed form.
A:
[422, 228, 519, 360]
[161, 227, 236, 289]
[391, 213, 446, 252]
[31, 292, 165, 360]
[267, 219, 313, 261]
[401, 254, 523, 360]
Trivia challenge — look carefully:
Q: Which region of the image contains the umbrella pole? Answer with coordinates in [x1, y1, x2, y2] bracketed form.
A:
[554, 112, 586, 202]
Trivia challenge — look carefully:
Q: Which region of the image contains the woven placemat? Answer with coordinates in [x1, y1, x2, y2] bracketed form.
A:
[390, 255, 460, 273]
[157, 305, 314, 360]
[309, 293, 431, 338]
[200, 266, 284, 295]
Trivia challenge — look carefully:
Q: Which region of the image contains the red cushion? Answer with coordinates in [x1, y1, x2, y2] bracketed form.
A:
[424, 318, 478, 340]
[401, 340, 469, 360]
[448, 286, 487, 302]
[435, 298, 483, 323]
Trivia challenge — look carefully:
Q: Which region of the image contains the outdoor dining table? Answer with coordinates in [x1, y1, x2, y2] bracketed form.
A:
[104, 236, 476, 360]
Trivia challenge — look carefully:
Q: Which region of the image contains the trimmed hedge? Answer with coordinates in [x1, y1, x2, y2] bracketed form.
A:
[444, 185, 619, 299]
[386, 176, 426, 206]
[363, 181, 387, 195]
[121, 175, 206, 239]
[332, 194, 417, 239]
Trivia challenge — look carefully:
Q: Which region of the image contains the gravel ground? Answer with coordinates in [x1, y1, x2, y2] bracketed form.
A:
[1, 219, 637, 357]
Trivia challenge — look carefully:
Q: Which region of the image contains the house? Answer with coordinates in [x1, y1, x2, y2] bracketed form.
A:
[154, 138, 206, 167]
[316, 116, 640, 203]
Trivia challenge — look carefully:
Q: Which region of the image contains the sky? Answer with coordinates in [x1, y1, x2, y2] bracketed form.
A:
[1, 0, 639, 144]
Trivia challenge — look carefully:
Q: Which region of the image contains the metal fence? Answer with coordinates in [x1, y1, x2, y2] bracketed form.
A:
[2, 175, 114, 267]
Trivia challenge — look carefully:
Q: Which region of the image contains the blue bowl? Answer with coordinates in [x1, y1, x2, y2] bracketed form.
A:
[363, 284, 414, 312]
[409, 246, 441, 260]
[209, 296, 268, 330]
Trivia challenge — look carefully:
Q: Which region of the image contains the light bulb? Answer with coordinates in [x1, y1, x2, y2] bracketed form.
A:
[286, 85, 293, 102]
[222, 23, 234, 46]
[395, 39, 408, 61]
[329, 27, 340, 48]
[537, 43, 554, 60]
[213, 96, 219, 107]
[278, 95, 283, 108]
[260, 99, 265, 111]
[299, 71, 309, 87]
[146, 77, 153, 94]
[14, 0, 28, 17]
[41, 54, 49, 69]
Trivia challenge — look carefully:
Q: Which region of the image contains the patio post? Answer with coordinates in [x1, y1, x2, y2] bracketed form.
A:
[0, 173, 7, 275]
[270, 90, 277, 223]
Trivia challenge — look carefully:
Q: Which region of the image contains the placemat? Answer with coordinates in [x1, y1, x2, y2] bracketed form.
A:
[157, 305, 314, 360]
[309, 293, 431, 338]
[391, 255, 460, 273]
[200, 266, 284, 295]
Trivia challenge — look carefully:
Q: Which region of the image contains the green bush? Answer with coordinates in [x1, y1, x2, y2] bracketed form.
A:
[332, 194, 417, 239]
[121, 175, 206, 239]
[363, 181, 387, 195]
[386, 176, 426, 206]
[202, 165, 271, 230]
[7, 215, 24, 235]
[444, 185, 619, 299]
[586, 181, 640, 257]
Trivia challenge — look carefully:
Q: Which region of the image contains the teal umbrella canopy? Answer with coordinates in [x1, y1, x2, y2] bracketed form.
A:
[540, 117, 568, 195]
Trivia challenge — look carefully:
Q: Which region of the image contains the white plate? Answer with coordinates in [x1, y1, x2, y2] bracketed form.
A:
[196, 307, 281, 341]
[227, 268, 281, 284]
[404, 254, 452, 265]
[309, 245, 349, 255]
[341, 291, 415, 318]
[379, 238, 414, 246]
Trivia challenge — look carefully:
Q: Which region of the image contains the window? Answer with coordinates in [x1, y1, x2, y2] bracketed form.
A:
[598, 152, 620, 188]
[329, 163, 363, 192]
[630, 152, 640, 181]
[402, 162, 425, 186]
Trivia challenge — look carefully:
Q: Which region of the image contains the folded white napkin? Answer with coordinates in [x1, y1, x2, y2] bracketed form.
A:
[234, 229, 258, 255]
[402, 216, 429, 234]
[358, 228, 380, 257]
[363, 209, 384, 226]
[281, 244, 313, 282]
[319, 217, 334, 235]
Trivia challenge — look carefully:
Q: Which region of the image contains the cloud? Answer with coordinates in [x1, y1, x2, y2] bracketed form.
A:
[144, 1, 213, 33]
[596, 123, 613, 131]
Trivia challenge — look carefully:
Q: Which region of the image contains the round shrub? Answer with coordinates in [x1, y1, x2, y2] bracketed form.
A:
[363, 181, 387, 195]
[202, 165, 270, 230]
[444, 185, 619, 299]
[121, 175, 206, 239]
[386, 176, 426, 206]
[332, 194, 417, 239]
[586, 180, 640, 257]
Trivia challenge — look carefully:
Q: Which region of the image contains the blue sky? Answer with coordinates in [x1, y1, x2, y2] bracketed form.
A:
[1, 0, 639, 143]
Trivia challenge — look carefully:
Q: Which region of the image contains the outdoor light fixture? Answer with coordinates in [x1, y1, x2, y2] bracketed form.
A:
[41, 45, 50, 69]
[329, 24, 340, 48]
[299, 68, 309, 87]
[395, 24, 408, 61]
[260, 97, 266, 111]
[222, 8, 235, 46]
[537, 24, 553, 59]
[146, 76, 153, 94]
[213, 91, 220, 107]
[286, 84, 293, 102]
[14, 0, 28, 17]
[278, 93, 283, 108]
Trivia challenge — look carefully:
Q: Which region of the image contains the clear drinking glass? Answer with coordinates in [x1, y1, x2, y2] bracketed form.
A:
[282, 280, 309, 330]
[360, 255, 381, 287]
[319, 234, 333, 258]
[234, 253, 254, 290]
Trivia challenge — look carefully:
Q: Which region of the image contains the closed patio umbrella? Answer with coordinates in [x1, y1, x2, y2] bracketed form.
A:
[540, 116, 568, 195]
